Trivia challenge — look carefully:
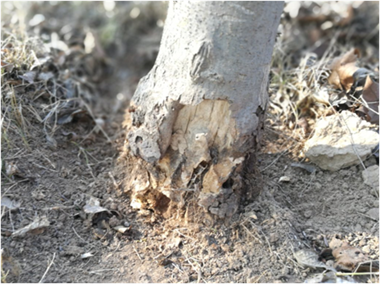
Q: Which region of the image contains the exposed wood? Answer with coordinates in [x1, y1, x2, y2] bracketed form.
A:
[123, 1, 284, 219]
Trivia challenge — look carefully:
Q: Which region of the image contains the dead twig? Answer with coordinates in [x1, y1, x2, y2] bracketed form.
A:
[261, 149, 288, 172]
[133, 245, 143, 262]
[72, 227, 87, 243]
[2, 179, 29, 197]
[39, 253, 56, 283]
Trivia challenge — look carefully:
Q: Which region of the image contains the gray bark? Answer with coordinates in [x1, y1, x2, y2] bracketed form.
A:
[124, 1, 283, 219]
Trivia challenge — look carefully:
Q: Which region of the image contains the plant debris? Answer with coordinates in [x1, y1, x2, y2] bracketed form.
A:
[83, 196, 110, 214]
[1, 197, 21, 211]
[294, 249, 335, 271]
[11, 215, 49, 238]
[328, 49, 379, 125]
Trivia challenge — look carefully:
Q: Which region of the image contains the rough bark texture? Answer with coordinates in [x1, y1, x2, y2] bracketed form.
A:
[124, 1, 283, 219]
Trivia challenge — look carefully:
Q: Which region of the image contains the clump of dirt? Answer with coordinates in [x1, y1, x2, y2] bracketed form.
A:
[1, 2, 379, 284]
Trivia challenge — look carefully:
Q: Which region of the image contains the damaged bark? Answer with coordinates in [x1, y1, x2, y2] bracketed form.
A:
[123, 1, 283, 219]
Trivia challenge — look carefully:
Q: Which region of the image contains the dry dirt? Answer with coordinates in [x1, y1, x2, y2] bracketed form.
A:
[1, 2, 379, 283]
[2, 108, 379, 283]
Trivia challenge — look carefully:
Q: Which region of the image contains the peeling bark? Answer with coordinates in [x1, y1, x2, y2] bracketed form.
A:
[123, 1, 283, 219]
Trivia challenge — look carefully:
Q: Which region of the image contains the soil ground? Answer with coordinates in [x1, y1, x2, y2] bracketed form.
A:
[1, 2, 379, 283]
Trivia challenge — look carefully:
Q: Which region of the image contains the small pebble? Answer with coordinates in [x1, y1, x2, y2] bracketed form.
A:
[367, 208, 379, 221]
[304, 210, 313, 219]
[109, 203, 118, 210]
[269, 233, 279, 243]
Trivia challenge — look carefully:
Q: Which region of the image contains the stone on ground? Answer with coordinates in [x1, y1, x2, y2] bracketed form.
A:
[305, 111, 379, 171]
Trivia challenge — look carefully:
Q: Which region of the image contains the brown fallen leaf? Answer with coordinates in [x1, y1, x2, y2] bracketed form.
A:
[328, 48, 360, 91]
[332, 244, 369, 272]
[362, 75, 379, 124]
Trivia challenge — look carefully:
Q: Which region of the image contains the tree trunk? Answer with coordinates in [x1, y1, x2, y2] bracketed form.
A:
[123, 1, 283, 220]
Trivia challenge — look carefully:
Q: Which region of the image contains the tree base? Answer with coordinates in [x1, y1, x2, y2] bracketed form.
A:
[120, 134, 263, 220]
[120, 1, 282, 220]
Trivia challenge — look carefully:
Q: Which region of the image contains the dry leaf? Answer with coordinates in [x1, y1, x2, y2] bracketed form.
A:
[328, 49, 360, 91]
[83, 197, 109, 214]
[362, 76, 379, 124]
[38, 71, 55, 81]
[294, 249, 332, 270]
[1, 197, 21, 210]
[12, 215, 49, 237]
[19, 71, 37, 84]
